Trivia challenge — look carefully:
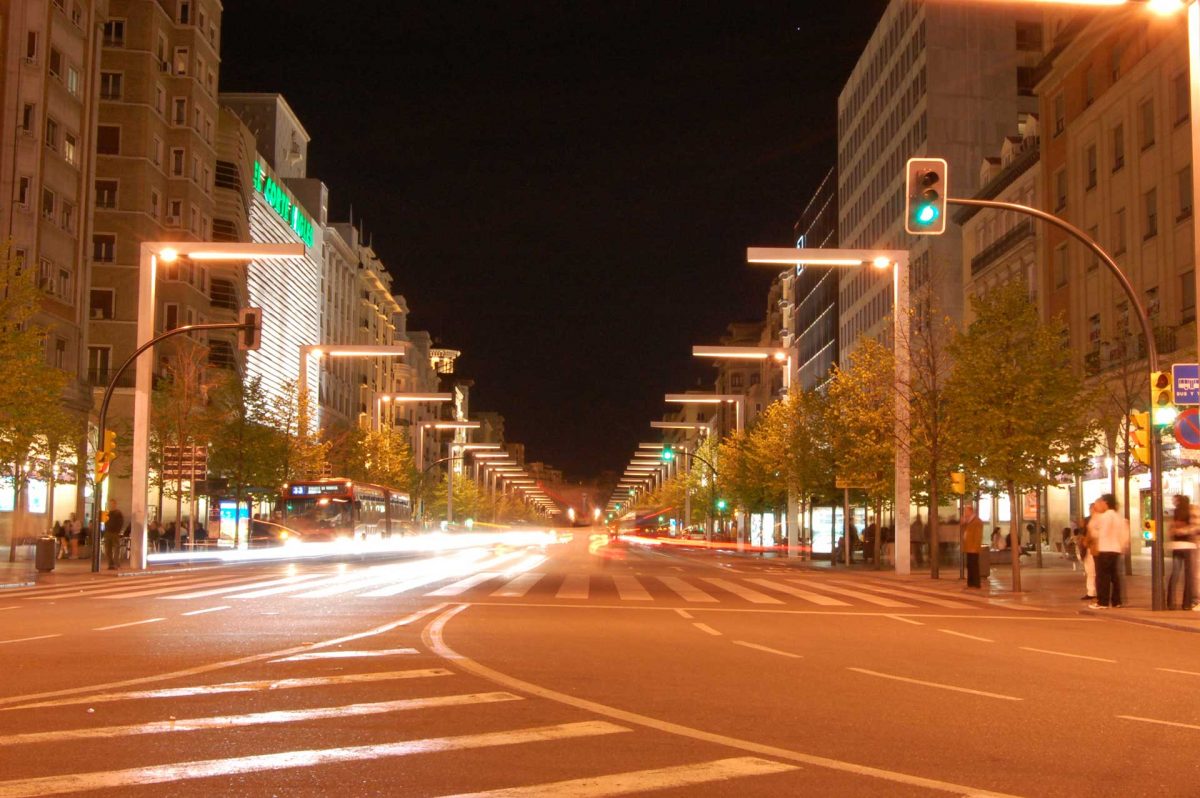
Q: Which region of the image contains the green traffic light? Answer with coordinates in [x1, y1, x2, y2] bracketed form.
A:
[916, 204, 939, 225]
[661, 446, 675, 462]
[716, 499, 727, 511]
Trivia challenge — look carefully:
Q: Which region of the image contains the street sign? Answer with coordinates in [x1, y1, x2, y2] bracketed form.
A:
[1174, 408, 1200, 450]
[1172, 363, 1200, 405]
[162, 445, 208, 481]
[834, 477, 869, 490]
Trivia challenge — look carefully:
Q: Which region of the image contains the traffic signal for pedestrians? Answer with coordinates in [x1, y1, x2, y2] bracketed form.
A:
[238, 306, 263, 351]
[661, 445, 675, 462]
[94, 429, 117, 483]
[1150, 370, 1173, 409]
[950, 472, 966, 495]
[1129, 411, 1151, 466]
[1142, 519, 1156, 541]
[904, 157, 948, 235]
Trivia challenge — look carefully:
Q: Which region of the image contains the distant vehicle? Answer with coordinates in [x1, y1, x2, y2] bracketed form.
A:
[279, 479, 412, 543]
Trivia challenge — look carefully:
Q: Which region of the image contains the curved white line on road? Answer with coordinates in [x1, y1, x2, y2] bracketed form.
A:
[423, 604, 1026, 798]
[847, 668, 1022, 701]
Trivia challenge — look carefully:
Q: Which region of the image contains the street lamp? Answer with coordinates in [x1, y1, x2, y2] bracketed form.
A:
[129, 241, 304, 571]
[692, 346, 793, 393]
[297, 344, 407, 429]
[374, 392, 455, 431]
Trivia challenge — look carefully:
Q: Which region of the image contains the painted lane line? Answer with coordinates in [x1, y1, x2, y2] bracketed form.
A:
[358, 568, 489, 599]
[93, 618, 165, 631]
[424, 606, 1026, 798]
[0, 606, 18, 611]
[657, 576, 718, 603]
[1117, 715, 1200, 732]
[700, 578, 783, 605]
[0, 721, 628, 798]
[0, 603, 449, 710]
[792, 581, 914, 608]
[744, 578, 849, 606]
[732, 641, 802, 659]
[165, 573, 328, 600]
[886, 615, 924, 626]
[438, 756, 798, 797]
[3, 669, 452, 712]
[0, 634, 61, 646]
[611, 574, 653, 601]
[674, 608, 693, 619]
[1018, 646, 1117, 664]
[269, 648, 418, 663]
[181, 606, 230, 616]
[1157, 667, 1200, 677]
[692, 623, 722, 636]
[24, 574, 229, 601]
[491, 572, 545, 598]
[938, 629, 994, 643]
[847, 668, 1022, 701]
[828, 580, 977, 609]
[293, 558, 458, 599]
[95, 574, 278, 600]
[555, 574, 589, 600]
[427, 572, 501, 597]
[13, 574, 184, 597]
[0, 693, 523, 747]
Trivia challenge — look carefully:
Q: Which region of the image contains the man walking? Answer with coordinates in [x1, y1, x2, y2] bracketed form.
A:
[1089, 494, 1129, 608]
[962, 504, 983, 589]
[103, 499, 125, 571]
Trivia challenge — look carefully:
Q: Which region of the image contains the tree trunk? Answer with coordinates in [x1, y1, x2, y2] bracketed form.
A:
[1009, 481, 1022, 593]
[929, 482, 940, 579]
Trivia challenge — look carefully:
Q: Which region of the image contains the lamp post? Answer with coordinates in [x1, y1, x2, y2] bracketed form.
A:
[297, 344, 407, 430]
[412, 420, 479, 526]
[373, 392, 454, 431]
[748, 247, 911, 575]
[665, 393, 748, 549]
[129, 241, 303, 571]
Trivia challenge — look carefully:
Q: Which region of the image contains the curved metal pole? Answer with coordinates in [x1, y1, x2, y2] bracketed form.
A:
[949, 197, 1165, 610]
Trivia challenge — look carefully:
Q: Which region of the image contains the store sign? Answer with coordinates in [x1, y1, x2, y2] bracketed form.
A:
[253, 160, 314, 247]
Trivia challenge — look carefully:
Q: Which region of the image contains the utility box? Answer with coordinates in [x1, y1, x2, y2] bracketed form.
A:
[35, 536, 56, 572]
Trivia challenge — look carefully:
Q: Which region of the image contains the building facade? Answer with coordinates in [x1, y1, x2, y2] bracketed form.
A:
[789, 165, 840, 390]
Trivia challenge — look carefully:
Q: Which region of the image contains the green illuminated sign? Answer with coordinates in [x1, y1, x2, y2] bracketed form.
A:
[253, 160, 314, 247]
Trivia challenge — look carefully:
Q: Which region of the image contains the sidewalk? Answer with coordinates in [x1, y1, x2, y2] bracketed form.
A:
[0, 550, 209, 589]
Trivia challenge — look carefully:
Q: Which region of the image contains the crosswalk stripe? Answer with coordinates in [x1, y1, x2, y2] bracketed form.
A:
[291, 561, 440, 598]
[2, 669, 452, 712]
[656, 576, 717, 603]
[95, 574, 277, 600]
[700, 577, 783, 605]
[555, 574, 589, 600]
[223, 567, 385, 599]
[428, 572, 501, 597]
[827, 580, 975, 609]
[491, 572, 544, 598]
[438, 756, 798, 797]
[165, 573, 327, 600]
[0, 692, 523, 747]
[743, 578, 850, 606]
[611, 574, 652, 601]
[790, 580, 914, 608]
[0, 721, 629, 798]
[23, 573, 230, 600]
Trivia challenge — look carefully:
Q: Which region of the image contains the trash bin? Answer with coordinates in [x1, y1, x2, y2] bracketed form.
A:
[978, 546, 990, 579]
[35, 535, 56, 572]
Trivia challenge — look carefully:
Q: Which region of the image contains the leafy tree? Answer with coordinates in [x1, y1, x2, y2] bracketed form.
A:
[947, 280, 1097, 592]
[204, 372, 276, 546]
[341, 425, 416, 491]
[429, 471, 485, 523]
[262, 380, 329, 490]
[151, 340, 214, 547]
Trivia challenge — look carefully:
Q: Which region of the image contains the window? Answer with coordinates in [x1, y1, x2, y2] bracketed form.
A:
[44, 116, 58, 149]
[71, 3, 83, 26]
[95, 179, 117, 208]
[1054, 168, 1067, 210]
[167, 198, 182, 224]
[87, 346, 110, 384]
[100, 71, 122, 100]
[25, 31, 38, 60]
[1146, 286, 1160, 318]
[63, 131, 77, 166]
[163, 303, 179, 331]
[1179, 166, 1193, 220]
[60, 201, 74, 232]
[96, 125, 119, 154]
[54, 337, 66, 369]
[150, 189, 161, 219]
[41, 187, 55, 220]
[1053, 244, 1068, 287]
[1086, 144, 1097, 189]
[151, 136, 163, 167]
[89, 288, 114, 320]
[17, 176, 31, 206]
[1144, 188, 1158, 238]
[172, 46, 188, 76]
[1174, 72, 1190, 125]
[1015, 21, 1042, 52]
[21, 103, 35, 133]
[102, 19, 124, 47]
[66, 66, 79, 96]
[1111, 42, 1123, 81]
[1053, 93, 1065, 135]
[56, 268, 70, 300]
[189, 205, 199, 234]
[48, 47, 62, 78]
[1113, 207, 1126, 254]
[170, 147, 185, 176]
[172, 97, 186, 126]
[1112, 124, 1125, 171]
[1139, 98, 1155, 149]
[178, 0, 191, 24]
[1184, 271, 1196, 323]
[154, 84, 165, 115]
[92, 233, 115, 262]
[37, 259, 52, 291]
[1088, 313, 1101, 345]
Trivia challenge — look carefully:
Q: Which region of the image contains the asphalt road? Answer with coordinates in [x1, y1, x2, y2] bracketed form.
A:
[0, 529, 1197, 796]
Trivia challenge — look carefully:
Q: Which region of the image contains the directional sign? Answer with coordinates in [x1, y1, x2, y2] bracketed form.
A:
[834, 477, 870, 490]
[1172, 363, 1200, 405]
[1174, 408, 1200, 450]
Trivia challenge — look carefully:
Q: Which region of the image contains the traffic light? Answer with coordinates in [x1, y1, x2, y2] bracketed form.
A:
[1129, 411, 1151, 466]
[904, 157, 948, 235]
[1142, 519, 1156, 541]
[94, 429, 117, 483]
[1151, 370, 1173, 410]
[661, 445, 675, 463]
[715, 498, 728, 512]
[950, 472, 966, 495]
[238, 306, 263, 351]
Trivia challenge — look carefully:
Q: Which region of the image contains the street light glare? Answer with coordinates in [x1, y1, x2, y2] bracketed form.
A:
[1146, 0, 1185, 13]
[872, 256, 892, 269]
[158, 247, 179, 263]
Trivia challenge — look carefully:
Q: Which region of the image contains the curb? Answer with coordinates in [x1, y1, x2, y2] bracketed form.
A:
[1079, 607, 1200, 634]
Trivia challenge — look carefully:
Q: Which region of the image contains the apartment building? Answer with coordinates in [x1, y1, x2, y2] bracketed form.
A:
[788, 165, 840, 390]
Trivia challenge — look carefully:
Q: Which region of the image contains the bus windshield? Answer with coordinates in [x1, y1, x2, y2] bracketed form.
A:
[285, 495, 353, 534]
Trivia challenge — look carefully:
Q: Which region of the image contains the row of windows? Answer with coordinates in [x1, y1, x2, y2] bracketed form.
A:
[842, 113, 926, 242]
[841, 69, 926, 213]
[102, 2, 218, 50]
[839, 1, 921, 129]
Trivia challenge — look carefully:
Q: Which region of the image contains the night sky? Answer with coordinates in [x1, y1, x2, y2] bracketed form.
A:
[221, 2, 890, 480]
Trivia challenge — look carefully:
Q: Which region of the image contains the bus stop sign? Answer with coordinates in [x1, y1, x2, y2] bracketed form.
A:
[1172, 363, 1200, 405]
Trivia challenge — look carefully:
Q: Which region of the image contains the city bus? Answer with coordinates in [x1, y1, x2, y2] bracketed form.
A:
[278, 479, 412, 543]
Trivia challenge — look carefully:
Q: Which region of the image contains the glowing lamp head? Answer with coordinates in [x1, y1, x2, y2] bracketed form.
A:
[872, 256, 891, 270]
[158, 247, 179, 263]
[1147, 0, 1185, 15]
[773, 351, 787, 362]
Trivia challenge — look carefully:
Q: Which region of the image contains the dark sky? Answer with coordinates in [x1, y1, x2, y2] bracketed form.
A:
[221, 2, 890, 480]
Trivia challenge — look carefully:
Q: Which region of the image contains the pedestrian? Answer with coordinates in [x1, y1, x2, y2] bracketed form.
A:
[962, 505, 984, 588]
[910, 513, 926, 566]
[53, 520, 68, 558]
[1073, 516, 1095, 600]
[165, 521, 177, 551]
[147, 520, 162, 553]
[1088, 495, 1129, 608]
[1167, 495, 1196, 611]
[863, 518, 877, 564]
[65, 514, 79, 558]
[102, 499, 125, 571]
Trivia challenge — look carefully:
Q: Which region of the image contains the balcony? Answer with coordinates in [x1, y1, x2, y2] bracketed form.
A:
[971, 220, 1034, 277]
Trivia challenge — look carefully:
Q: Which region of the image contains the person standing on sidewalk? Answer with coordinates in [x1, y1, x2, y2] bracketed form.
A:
[962, 505, 983, 588]
[102, 500, 125, 571]
[1074, 514, 1096, 601]
[1089, 494, 1129, 608]
[1167, 495, 1196, 611]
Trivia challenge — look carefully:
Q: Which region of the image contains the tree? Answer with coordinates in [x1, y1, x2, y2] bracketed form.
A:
[341, 425, 416, 491]
[262, 380, 329, 491]
[151, 339, 214, 547]
[947, 280, 1097, 592]
[204, 372, 275, 546]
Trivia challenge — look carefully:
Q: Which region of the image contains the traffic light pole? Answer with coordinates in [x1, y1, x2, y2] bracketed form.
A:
[91, 320, 254, 573]
[948, 197, 1166, 610]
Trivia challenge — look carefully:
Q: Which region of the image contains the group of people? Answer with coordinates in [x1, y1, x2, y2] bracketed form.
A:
[50, 515, 88, 559]
[146, 519, 208, 552]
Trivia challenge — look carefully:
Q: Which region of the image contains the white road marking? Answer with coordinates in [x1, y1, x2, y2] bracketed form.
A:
[674, 609, 693, 619]
[0, 634, 61, 646]
[847, 668, 1022, 701]
[425, 606, 1026, 798]
[1117, 715, 1200, 732]
[492, 572, 545, 598]
[0, 606, 19, 611]
[657, 576, 717, 602]
[885, 615, 924, 626]
[829, 580, 976, 609]
[166, 573, 327, 600]
[438, 756, 798, 797]
[700, 577, 783, 605]
[744, 578, 850, 606]
[428, 572, 501, 597]
[938, 629, 993, 643]
[3, 669, 452, 711]
[1019, 646, 1117, 664]
[96, 574, 275, 600]
[181, 606, 230, 616]
[732, 641, 802, 659]
[556, 574, 589, 600]
[692, 623, 722, 636]
[297, 558, 463, 599]
[225, 567, 393, 599]
[93, 617, 165, 631]
[0, 693, 522, 747]
[0, 722, 628, 798]
[611, 574, 652, 601]
[269, 648, 418, 663]
[792, 581, 914, 608]
[24, 573, 227, 600]
[1157, 667, 1200, 677]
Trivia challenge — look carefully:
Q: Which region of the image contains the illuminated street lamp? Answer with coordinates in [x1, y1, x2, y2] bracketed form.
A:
[129, 241, 304, 570]
[692, 345, 793, 392]
[297, 344, 407, 428]
[374, 391, 455, 431]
